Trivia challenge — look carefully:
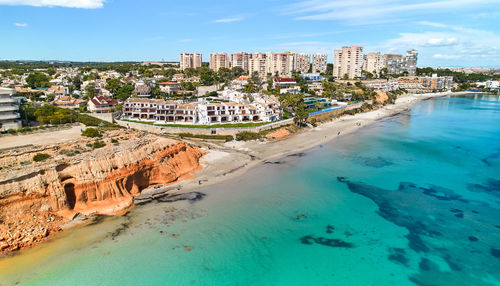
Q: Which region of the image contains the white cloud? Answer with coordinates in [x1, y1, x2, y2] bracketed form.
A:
[433, 54, 460, 59]
[14, 22, 28, 27]
[375, 23, 500, 67]
[0, 0, 104, 8]
[284, 0, 500, 24]
[426, 37, 458, 47]
[213, 17, 244, 23]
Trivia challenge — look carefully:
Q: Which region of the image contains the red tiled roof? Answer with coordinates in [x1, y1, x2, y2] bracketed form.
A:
[158, 82, 180, 85]
[91, 96, 118, 106]
[274, 77, 296, 83]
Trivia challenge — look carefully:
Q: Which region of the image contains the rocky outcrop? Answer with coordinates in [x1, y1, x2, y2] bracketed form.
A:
[0, 132, 205, 252]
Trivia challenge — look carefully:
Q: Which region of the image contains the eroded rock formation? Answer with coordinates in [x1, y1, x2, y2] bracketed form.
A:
[0, 131, 205, 252]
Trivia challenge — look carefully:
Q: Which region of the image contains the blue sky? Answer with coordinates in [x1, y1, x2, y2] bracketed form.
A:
[0, 0, 499, 67]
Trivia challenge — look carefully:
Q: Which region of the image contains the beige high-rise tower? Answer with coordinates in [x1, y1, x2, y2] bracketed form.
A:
[230, 52, 249, 73]
[333, 46, 363, 79]
[209, 53, 230, 72]
[292, 53, 311, 74]
[362, 52, 384, 75]
[179, 53, 202, 70]
[312, 54, 328, 74]
[249, 53, 267, 76]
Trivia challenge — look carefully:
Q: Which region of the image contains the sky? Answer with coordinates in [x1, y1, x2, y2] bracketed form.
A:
[0, 0, 499, 67]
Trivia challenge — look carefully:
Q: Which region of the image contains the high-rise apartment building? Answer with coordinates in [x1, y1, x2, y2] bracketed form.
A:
[179, 53, 202, 71]
[249, 53, 267, 77]
[381, 49, 418, 76]
[333, 46, 363, 79]
[265, 52, 294, 76]
[312, 54, 328, 74]
[293, 53, 311, 74]
[362, 52, 385, 75]
[383, 53, 405, 75]
[405, 49, 418, 76]
[230, 52, 249, 72]
[209, 53, 230, 72]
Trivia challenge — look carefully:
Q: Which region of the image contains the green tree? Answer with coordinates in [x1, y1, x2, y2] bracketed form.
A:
[115, 84, 134, 100]
[72, 75, 82, 90]
[26, 72, 51, 88]
[105, 78, 121, 94]
[85, 83, 98, 99]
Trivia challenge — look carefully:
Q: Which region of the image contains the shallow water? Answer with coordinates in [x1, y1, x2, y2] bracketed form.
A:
[1, 93, 500, 286]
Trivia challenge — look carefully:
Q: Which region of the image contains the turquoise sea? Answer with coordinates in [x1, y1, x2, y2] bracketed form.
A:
[1, 93, 500, 285]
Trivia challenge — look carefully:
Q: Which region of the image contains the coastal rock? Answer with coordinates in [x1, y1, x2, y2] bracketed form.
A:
[0, 132, 205, 252]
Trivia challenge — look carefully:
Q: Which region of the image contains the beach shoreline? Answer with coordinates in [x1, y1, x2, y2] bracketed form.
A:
[0, 91, 468, 257]
[141, 91, 467, 200]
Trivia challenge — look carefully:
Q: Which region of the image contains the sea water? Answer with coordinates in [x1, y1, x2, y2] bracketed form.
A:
[1, 93, 499, 286]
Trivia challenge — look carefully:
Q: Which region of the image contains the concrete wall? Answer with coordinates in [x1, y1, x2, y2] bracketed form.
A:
[116, 119, 294, 136]
[85, 113, 114, 123]
[196, 85, 219, 96]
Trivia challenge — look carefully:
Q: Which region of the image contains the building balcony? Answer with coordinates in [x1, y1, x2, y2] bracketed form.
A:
[0, 98, 17, 104]
[0, 105, 18, 112]
[0, 113, 20, 121]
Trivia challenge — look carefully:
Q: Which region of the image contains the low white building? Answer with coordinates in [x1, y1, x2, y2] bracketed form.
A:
[158, 82, 181, 94]
[122, 96, 280, 125]
[0, 88, 21, 131]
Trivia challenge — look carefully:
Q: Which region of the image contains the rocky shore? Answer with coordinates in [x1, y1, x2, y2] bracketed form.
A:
[0, 130, 205, 253]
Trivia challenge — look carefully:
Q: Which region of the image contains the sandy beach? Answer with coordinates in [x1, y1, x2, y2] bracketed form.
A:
[141, 91, 465, 199]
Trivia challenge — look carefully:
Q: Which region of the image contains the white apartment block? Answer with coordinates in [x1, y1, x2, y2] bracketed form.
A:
[362, 52, 385, 75]
[231, 52, 249, 73]
[209, 53, 230, 72]
[312, 54, 328, 74]
[179, 53, 202, 71]
[122, 97, 280, 125]
[0, 87, 21, 131]
[249, 53, 267, 77]
[293, 53, 311, 74]
[333, 46, 363, 79]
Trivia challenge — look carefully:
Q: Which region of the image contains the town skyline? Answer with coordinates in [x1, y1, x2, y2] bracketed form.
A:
[1, 0, 499, 67]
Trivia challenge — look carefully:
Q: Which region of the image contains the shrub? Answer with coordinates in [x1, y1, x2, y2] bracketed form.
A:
[93, 141, 106, 149]
[33, 153, 51, 162]
[82, 128, 102, 138]
[18, 127, 32, 133]
[236, 131, 262, 141]
[111, 138, 119, 144]
[7, 129, 17, 134]
[178, 133, 233, 142]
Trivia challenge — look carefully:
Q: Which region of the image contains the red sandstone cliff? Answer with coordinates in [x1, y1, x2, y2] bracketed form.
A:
[0, 132, 205, 252]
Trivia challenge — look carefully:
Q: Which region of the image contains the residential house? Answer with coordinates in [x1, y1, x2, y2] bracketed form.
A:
[52, 96, 86, 109]
[158, 82, 181, 94]
[88, 96, 119, 113]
